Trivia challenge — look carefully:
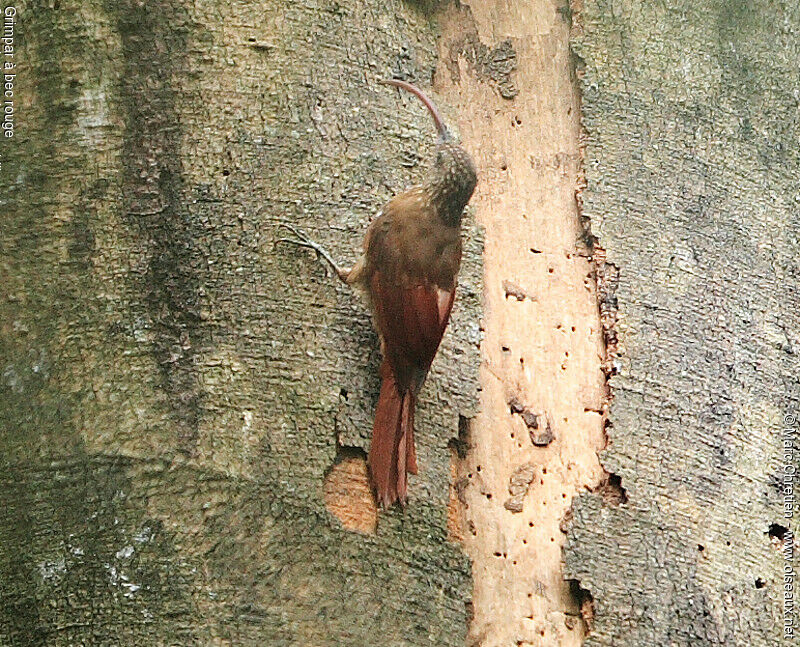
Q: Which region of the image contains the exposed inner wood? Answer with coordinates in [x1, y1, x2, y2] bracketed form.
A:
[436, 1, 608, 645]
[324, 451, 378, 534]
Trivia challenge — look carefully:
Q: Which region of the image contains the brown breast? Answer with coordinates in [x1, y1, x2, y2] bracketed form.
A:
[363, 187, 462, 290]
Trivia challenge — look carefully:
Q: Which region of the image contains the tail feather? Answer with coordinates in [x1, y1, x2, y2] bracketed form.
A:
[405, 395, 417, 475]
[368, 362, 417, 507]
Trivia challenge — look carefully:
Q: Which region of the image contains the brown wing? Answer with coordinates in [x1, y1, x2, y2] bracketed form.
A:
[370, 273, 455, 393]
[364, 188, 461, 393]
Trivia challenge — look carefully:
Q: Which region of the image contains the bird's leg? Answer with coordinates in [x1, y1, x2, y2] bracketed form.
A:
[275, 224, 351, 283]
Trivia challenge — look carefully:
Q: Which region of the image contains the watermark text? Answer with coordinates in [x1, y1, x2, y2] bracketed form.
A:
[782, 414, 797, 642]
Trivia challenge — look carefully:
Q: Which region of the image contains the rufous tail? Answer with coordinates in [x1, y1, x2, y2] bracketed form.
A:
[368, 361, 418, 507]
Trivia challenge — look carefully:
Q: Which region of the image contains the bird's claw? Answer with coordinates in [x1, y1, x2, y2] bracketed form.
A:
[275, 223, 316, 248]
[276, 223, 311, 243]
[275, 223, 348, 282]
[275, 223, 325, 253]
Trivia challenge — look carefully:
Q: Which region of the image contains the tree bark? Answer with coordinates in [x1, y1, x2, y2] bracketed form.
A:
[1, 0, 796, 646]
[564, 1, 798, 645]
[1, 1, 480, 644]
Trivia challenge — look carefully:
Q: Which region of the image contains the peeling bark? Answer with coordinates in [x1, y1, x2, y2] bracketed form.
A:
[437, 1, 608, 645]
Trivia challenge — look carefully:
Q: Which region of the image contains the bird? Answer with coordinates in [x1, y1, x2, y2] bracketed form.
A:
[277, 79, 477, 507]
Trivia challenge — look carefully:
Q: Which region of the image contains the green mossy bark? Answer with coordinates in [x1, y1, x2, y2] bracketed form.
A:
[565, 1, 799, 645]
[0, 1, 481, 644]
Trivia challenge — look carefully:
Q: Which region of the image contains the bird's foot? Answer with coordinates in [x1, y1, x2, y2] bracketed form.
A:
[275, 224, 350, 282]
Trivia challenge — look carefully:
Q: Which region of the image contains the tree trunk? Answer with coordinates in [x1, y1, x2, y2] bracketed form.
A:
[564, 1, 797, 645]
[0, 0, 795, 646]
[1, 1, 480, 644]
